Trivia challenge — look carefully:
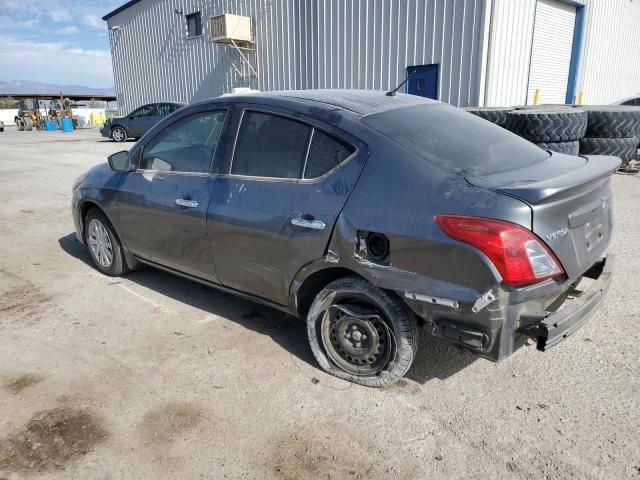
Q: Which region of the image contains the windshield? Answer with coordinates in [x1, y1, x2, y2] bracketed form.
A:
[362, 103, 550, 176]
[49, 100, 61, 110]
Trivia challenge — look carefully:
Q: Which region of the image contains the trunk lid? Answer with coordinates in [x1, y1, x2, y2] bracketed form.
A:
[467, 153, 620, 280]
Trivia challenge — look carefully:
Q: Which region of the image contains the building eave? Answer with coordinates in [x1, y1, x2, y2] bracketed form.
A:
[102, 0, 142, 21]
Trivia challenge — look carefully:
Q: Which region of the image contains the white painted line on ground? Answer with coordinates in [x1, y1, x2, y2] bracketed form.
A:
[117, 283, 160, 307]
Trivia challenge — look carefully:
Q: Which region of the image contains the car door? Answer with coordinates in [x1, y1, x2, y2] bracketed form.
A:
[128, 104, 158, 137]
[115, 107, 229, 281]
[208, 107, 367, 305]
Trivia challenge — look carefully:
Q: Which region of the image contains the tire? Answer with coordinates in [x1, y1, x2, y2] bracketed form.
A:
[111, 126, 127, 142]
[17, 119, 24, 131]
[306, 276, 419, 387]
[506, 108, 588, 142]
[465, 107, 512, 128]
[535, 140, 580, 156]
[24, 117, 33, 131]
[84, 208, 130, 276]
[584, 106, 640, 138]
[579, 137, 639, 163]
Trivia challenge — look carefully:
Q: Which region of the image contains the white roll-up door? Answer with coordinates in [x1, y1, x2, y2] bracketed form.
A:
[527, 0, 576, 104]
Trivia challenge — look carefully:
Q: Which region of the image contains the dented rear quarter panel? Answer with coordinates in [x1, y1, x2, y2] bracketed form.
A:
[291, 123, 532, 308]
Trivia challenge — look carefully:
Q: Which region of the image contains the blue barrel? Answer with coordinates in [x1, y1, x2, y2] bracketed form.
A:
[61, 117, 73, 133]
[45, 120, 57, 131]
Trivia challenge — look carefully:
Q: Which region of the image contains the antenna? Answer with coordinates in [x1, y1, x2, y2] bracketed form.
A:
[386, 71, 416, 97]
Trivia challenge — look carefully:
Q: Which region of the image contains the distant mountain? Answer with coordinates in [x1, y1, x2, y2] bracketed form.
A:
[0, 80, 115, 96]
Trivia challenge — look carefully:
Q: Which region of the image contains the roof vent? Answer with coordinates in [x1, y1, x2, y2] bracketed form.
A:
[210, 14, 252, 44]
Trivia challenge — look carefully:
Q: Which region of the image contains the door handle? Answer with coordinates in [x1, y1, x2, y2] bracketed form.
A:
[291, 214, 325, 230]
[175, 198, 198, 208]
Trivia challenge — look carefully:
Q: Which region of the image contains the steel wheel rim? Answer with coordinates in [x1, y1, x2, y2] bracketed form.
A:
[320, 300, 394, 376]
[88, 219, 114, 268]
[112, 128, 124, 141]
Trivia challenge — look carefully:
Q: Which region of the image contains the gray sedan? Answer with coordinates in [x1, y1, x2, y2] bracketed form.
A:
[73, 90, 617, 387]
[101, 102, 184, 142]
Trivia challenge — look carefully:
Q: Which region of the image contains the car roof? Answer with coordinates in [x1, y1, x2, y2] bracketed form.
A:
[217, 89, 439, 116]
[612, 94, 640, 105]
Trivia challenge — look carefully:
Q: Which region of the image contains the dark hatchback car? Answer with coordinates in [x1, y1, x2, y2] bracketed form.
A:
[73, 90, 617, 387]
[101, 102, 184, 142]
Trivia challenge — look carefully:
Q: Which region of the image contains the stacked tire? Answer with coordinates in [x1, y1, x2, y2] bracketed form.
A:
[580, 106, 640, 164]
[465, 107, 512, 129]
[505, 107, 587, 156]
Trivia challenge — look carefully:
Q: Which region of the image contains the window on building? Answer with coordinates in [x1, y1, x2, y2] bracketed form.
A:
[231, 111, 311, 178]
[303, 130, 355, 179]
[140, 110, 226, 173]
[186, 12, 202, 37]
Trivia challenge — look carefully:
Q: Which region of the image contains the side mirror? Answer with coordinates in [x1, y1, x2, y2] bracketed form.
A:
[108, 150, 132, 172]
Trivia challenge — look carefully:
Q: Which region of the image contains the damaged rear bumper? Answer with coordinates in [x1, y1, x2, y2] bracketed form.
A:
[401, 255, 613, 361]
[525, 255, 613, 351]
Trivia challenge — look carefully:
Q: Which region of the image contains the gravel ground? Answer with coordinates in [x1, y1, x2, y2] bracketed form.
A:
[0, 126, 638, 479]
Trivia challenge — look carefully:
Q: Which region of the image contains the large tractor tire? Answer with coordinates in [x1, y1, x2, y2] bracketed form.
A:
[584, 106, 640, 138]
[24, 117, 33, 131]
[507, 108, 588, 142]
[16, 119, 24, 131]
[465, 107, 512, 128]
[579, 137, 639, 163]
[535, 140, 580, 156]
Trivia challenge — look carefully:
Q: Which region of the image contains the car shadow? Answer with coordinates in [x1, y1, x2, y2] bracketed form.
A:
[59, 233, 476, 385]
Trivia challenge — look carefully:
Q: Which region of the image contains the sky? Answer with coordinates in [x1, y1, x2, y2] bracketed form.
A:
[0, 0, 121, 88]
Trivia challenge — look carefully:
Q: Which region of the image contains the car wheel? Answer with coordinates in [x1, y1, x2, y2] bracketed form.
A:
[85, 209, 129, 276]
[111, 126, 127, 142]
[306, 276, 419, 387]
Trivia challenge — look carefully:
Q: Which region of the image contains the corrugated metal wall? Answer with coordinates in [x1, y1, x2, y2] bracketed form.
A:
[481, 0, 640, 107]
[577, 0, 640, 104]
[482, 0, 536, 107]
[107, 0, 489, 114]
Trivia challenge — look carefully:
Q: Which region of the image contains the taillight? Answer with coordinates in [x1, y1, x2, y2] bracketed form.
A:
[435, 215, 564, 285]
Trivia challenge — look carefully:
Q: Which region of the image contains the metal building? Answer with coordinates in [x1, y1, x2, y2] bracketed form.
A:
[104, 0, 640, 114]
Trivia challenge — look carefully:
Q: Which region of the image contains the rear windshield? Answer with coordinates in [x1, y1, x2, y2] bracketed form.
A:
[362, 103, 550, 176]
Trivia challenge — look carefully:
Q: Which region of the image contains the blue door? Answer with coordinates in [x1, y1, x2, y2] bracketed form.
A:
[406, 64, 439, 99]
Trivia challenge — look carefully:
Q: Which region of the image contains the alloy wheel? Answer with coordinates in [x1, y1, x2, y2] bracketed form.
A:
[87, 218, 114, 268]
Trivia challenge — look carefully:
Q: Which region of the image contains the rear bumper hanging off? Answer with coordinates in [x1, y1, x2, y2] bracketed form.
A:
[527, 255, 613, 351]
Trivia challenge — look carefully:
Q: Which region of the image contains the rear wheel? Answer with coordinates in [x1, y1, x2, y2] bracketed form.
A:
[24, 117, 33, 131]
[111, 126, 127, 142]
[85, 209, 129, 276]
[306, 276, 419, 387]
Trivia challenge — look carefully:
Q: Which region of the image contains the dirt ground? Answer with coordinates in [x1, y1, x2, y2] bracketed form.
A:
[0, 126, 638, 480]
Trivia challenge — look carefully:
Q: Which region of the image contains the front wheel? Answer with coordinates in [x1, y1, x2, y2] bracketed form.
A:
[306, 276, 419, 387]
[111, 126, 127, 142]
[85, 209, 130, 276]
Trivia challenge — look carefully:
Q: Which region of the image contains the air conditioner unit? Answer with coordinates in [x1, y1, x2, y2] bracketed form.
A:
[210, 14, 252, 43]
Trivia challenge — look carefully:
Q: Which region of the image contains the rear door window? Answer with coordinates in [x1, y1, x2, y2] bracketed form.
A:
[131, 105, 157, 118]
[140, 110, 226, 173]
[156, 104, 176, 116]
[303, 130, 355, 179]
[231, 111, 311, 178]
[362, 103, 550, 176]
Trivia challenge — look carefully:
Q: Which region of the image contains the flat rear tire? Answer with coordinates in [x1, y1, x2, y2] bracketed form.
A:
[306, 276, 419, 387]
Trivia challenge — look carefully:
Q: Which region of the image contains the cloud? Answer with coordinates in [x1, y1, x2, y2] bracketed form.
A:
[49, 9, 71, 22]
[0, 15, 37, 29]
[0, 35, 113, 88]
[56, 25, 79, 34]
[81, 13, 102, 29]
